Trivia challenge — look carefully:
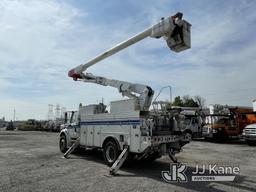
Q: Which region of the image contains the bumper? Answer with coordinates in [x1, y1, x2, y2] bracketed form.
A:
[243, 135, 256, 141]
[151, 135, 188, 145]
[140, 135, 189, 153]
[203, 132, 213, 138]
[141, 135, 188, 146]
[202, 131, 217, 138]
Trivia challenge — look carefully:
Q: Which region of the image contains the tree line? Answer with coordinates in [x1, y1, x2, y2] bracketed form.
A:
[171, 95, 206, 108]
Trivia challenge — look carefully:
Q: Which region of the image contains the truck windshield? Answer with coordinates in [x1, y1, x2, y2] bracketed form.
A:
[70, 111, 78, 124]
[215, 118, 229, 124]
[184, 118, 191, 125]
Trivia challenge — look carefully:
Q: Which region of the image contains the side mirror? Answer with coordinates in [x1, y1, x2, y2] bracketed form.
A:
[64, 112, 68, 123]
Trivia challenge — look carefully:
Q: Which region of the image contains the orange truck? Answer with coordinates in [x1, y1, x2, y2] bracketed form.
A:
[202, 106, 256, 140]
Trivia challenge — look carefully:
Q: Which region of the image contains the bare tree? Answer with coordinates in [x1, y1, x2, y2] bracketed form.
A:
[194, 95, 206, 108]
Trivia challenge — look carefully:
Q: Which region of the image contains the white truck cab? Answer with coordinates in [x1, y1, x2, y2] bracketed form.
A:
[181, 115, 202, 139]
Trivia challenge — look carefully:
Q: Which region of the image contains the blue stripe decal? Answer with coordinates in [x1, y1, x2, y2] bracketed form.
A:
[80, 119, 141, 126]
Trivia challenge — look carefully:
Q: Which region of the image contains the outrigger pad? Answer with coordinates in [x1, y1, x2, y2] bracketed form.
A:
[109, 146, 129, 175]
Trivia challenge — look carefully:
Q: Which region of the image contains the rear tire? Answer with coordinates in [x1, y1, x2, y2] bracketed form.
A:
[103, 140, 119, 166]
[59, 135, 68, 153]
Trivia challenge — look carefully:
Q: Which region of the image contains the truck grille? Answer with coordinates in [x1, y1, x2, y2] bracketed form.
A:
[244, 128, 256, 134]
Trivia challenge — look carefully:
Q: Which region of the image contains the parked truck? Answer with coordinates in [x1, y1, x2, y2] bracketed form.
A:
[60, 12, 192, 174]
[203, 105, 254, 140]
[18, 119, 42, 131]
[170, 107, 203, 139]
[6, 121, 15, 131]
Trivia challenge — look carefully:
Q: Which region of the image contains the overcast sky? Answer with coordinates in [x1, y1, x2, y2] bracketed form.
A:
[0, 0, 255, 120]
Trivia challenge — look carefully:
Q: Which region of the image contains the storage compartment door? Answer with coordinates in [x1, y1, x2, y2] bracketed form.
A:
[86, 126, 94, 146]
[130, 125, 141, 153]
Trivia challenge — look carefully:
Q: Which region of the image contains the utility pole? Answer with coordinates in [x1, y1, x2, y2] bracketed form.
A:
[48, 104, 54, 121]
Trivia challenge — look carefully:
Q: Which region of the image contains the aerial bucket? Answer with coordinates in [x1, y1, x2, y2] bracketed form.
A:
[166, 20, 191, 53]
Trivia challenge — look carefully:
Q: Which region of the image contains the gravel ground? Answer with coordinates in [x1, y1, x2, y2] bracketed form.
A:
[0, 131, 255, 192]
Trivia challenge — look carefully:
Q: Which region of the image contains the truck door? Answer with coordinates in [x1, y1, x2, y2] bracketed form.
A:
[227, 118, 239, 135]
[191, 118, 198, 133]
[68, 111, 80, 139]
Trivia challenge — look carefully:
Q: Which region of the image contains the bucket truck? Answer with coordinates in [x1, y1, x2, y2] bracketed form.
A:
[60, 12, 191, 175]
[203, 105, 255, 140]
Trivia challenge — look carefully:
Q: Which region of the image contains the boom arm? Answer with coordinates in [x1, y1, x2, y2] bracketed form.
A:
[68, 13, 191, 111]
[79, 73, 154, 111]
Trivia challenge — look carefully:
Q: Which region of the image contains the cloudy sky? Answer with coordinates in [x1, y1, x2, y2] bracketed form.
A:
[0, 0, 255, 120]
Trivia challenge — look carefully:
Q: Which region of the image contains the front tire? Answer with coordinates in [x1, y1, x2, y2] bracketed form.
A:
[103, 140, 119, 166]
[59, 135, 68, 153]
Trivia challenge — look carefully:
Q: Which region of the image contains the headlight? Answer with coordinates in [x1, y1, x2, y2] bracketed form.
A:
[212, 129, 218, 133]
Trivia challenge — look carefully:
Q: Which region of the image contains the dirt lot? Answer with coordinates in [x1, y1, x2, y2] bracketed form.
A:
[0, 131, 255, 192]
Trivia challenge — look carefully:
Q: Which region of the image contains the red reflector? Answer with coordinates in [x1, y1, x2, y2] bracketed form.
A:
[68, 69, 82, 80]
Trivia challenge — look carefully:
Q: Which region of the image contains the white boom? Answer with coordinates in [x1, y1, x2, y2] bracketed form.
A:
[77, 73, 154, 111]
[68, 12, 191, 111]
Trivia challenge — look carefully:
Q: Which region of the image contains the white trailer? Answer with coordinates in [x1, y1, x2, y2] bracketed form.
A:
[59, 12, 192, 174]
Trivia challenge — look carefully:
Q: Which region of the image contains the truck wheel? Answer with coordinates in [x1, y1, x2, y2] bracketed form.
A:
[59, 135, 68, 153]
[184, 131, 192, 141]
[103, 140, 119, 166]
